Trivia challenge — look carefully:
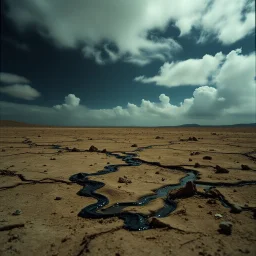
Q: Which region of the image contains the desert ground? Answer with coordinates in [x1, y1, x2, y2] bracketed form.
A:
[0, 126, 255, 256]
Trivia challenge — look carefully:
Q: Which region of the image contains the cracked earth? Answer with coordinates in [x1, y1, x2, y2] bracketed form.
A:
[0, 127, 255, 256]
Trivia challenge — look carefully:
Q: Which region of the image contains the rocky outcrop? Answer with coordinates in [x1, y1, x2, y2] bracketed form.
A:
[168, 181, 197, 200]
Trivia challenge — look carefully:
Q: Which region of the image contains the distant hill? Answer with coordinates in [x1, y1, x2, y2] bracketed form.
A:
[0, 120, 255, 128]
[177, 123, 256, 127]
[0, 120, 39, 127]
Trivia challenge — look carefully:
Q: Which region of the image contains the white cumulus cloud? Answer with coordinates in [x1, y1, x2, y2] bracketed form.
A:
[135, 52, 224, 87]
[4, 0, 255, 65]
[54, 94, 81, 110]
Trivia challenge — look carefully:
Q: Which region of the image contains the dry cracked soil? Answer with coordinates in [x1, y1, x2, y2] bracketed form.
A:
[0, 126, 255, 256]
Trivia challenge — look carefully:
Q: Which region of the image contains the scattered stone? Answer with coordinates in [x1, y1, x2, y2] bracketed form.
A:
[219, 221, 232, 235]
[89, 145, 98, 152]
[175, 209, 186, 215]
[198, 205, 203, 208]
[241, 164, 251, 170]
[215, 165, 229, 173]
[155, 171, 160, 174]
[214, 213, 223, 219]
[194, 163, 201, 168]
[203, 156, 212, 160]
[207, 199, 217, 204]
[155, 136, 164, 139]
[12, 210, 22, 216]
[38, 135, 41, 137]
[102, 149, 107, 153]
[118, 177, 132, 184]
[188, 136, 198, 141]
[190, 151, 200, 156]
[233, 189, 237, 192]
[61, 237, 69, 243]
[50, 157, 56, 160]
[131, 144, 137, 147]
[8, 234, 19, 242]
[1, 149, 6, 152]
[230, 204, 242, 214]
[189, 158, 192, 161]
[150, 218, 169, 228]
[55, 197, 62, 201]
[168, 181, 197, 200]
[161, 178, 165, 181]
[211, 132, 217, 135]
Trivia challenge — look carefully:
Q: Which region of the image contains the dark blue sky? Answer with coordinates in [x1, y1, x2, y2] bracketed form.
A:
[0, 0, 255, 126]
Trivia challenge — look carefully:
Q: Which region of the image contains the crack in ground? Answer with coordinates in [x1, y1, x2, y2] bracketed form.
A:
[77, 226, 123, 256]
[0, 169, 72, 190]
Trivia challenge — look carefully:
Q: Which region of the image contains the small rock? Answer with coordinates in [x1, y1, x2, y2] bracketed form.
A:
[241, 164, 251, 170]
[214, 213, 223, 219]
[215, 165, 229, 173]
[194, 163, 201, 168]
[131, 144, 137, 147]
[168, 181, 197, 200]
[89, 145, 98, 152]
[230, 204, 242, 214]
[188, 137, 198, 141]
[118, 177, 131, 184]
[211, 133, 217, 135]
[102, 149, 107, 153]
[219, 221, 232, 235]
[155, 171, 160, 174]
[190, 151, 200, 156]
[189, 158, 192, 161]
[8, 234, 19, 242]
[207, 199, 216, 204]
[12, 210, 22, 216]
[161, 178, 165, 181]
[50, 157, 56, 160]
[55, 197, 62, 201]
[198, 205, 203, 208]
[203, 156, 212, 160]
[1, 149, 6, 152]
[61, 237, 68, 243]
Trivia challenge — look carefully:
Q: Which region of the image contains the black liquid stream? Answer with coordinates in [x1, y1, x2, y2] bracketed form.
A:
[67, 146, 256, 231]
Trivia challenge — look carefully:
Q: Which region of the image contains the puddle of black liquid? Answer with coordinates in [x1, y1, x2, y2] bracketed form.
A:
[68, 146, 256, 231]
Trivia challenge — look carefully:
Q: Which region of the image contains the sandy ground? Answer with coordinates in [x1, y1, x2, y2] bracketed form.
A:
[0, 127, 255, 256]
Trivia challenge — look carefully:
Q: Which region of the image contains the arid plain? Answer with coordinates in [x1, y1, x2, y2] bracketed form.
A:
[0, 125, 255, 256]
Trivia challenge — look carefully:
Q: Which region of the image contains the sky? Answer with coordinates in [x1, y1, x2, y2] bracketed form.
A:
[0, 0, 255, 126]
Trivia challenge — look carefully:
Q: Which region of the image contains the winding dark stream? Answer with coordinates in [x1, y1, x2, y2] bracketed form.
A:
[67, 145, 256, 231]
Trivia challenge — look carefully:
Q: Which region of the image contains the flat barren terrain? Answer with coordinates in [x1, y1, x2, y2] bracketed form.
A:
[0, 127, 255, 256]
